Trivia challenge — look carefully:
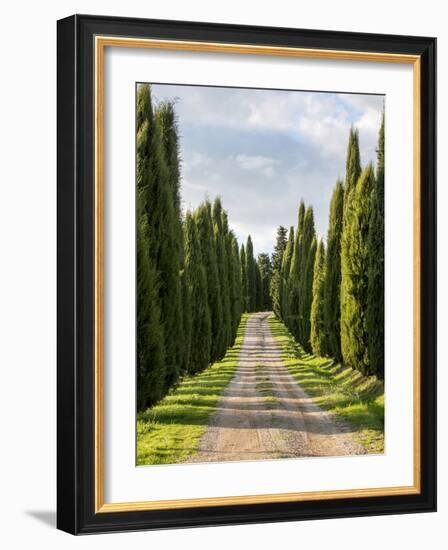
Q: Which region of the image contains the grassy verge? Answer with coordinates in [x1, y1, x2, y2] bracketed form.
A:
[268, 315, 384, 453]
[137, 314, 249, 465]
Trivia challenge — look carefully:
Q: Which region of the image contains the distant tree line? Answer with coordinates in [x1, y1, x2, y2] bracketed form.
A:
[270, 118, 384, 379]
[137, 84, 272, 411]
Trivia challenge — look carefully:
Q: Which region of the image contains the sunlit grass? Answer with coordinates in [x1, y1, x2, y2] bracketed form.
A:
[268, 315, 384, 453]
[137, 314, 249, 465]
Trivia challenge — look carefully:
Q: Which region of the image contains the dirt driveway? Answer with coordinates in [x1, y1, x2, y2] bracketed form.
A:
[185, 312, 365, 463]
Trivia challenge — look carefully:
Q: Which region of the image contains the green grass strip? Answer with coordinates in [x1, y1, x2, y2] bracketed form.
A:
[268, 315, 384, 453]
[137, 314, 249, 465]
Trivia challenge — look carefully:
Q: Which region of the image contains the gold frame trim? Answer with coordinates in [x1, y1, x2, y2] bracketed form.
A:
[94, 36, 422, 513]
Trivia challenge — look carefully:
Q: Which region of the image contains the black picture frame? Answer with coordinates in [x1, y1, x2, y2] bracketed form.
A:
[57, 14, 436, 535]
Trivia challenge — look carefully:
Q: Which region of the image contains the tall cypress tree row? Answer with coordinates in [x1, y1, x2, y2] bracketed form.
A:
[280, 226, 295, 322]
[367, 115, 385, 379]
[257, 253, 272, 311]
[194, 201, 223, 363]
[270, 226, 288, 318]
[341, 164, 375, 375]
[298, 207, 317, 350]
[323, 179, 344, 361]
[184, 212, 211, 374]
[246, 235, 257, 312]
[155, 101, 184, 385]
[213, 198, 232, 351]
[310, 240, 327, 357]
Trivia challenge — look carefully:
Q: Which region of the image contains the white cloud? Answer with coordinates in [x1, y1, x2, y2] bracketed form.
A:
[247, 96, 299, 131]
[341, 94, 384, 113]
[182, 179, 208, 192]
[355, 107, 383, 166]
[186, 151, 212, 168]
[231, 220, 278, 257]
[298, 113, 349, 158]
[357, 108, 382, 133]
[153, 84, 382, 163]
[151, 84, 384, 254]
[234, 154, 279, 178]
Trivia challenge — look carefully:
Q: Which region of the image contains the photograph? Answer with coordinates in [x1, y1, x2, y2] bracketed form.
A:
[54, 13, 436, 535]
[136, 82, 385, 466]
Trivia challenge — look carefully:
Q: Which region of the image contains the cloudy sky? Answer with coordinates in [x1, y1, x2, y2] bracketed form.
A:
[151, 83, 384, 255]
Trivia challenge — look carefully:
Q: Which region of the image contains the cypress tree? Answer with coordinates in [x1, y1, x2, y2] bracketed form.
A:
[280, 226, 295, 322]
[155, 101, 182, 218]
[180, 267, 191, 375]
[240, 244, 248, 313]
[222, 211, 238, 340]
[287, 202, 306, 338]
[340, 124, 365, 371]
[367, 115, 385, 379]
[341, 164, 375, 374]
[258, 253, 272, 311]
[194, 201, 223, 363]
[213, 198, 232, 351]
[230, 234, 243, 337]
[255, 262, 262, 311]
[289, 201, 306, 338]
[287, 231, 301, 338]
[246, 235, 257, 312]
[270, 226, 288, 318]
[155, 100, 184, 385]
[136, 84, 166, 408]
[298, 207, 317, 350]
[184, 212, 211, 374]
[345, 127, 362, 195]
[323, 179, 344, 361]
[297, 200, 306, 239]
[136, 84, 182, 390]
[136, 208, 165, 411]
[310, 240, 326, 356]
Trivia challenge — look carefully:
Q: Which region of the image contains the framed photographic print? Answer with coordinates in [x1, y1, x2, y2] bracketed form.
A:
[57, 14, 436, 534]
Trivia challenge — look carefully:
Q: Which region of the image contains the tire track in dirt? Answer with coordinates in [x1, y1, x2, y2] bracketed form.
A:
[185, 312, 365, 463]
